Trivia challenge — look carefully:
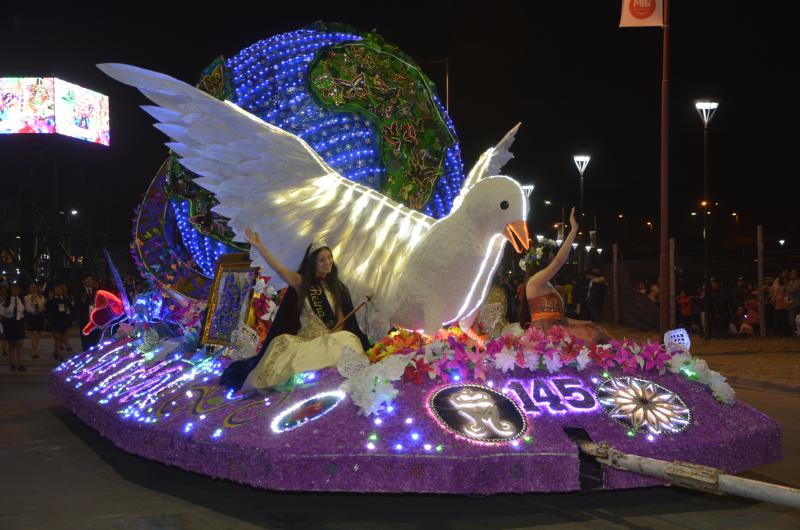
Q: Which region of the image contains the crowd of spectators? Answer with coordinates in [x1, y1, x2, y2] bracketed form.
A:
[0, 272, 144, 371]
[641, 267, 800, 338]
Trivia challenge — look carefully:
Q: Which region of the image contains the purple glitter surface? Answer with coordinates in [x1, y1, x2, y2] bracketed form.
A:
[49, 342, 782, 494]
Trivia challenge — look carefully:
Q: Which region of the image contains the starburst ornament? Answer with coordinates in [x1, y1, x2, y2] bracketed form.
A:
[596, 377, 691, 435]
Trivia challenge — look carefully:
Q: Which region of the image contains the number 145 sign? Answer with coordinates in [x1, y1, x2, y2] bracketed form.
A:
[506, 377, 599, 415]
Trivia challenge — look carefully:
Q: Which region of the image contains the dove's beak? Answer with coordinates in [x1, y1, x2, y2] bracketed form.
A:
[504, 220, 530, 253]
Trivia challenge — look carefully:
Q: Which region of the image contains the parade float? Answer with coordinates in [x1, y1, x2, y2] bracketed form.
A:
[49, 23, 787, 499]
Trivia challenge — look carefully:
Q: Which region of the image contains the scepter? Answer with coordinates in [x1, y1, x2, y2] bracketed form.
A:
[332, 295, 371, 333]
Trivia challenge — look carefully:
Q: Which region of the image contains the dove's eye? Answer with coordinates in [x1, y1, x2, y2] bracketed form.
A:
[500, 201, 509, 210]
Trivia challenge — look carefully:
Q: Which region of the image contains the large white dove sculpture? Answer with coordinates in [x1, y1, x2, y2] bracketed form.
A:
[99, 63, 531, 338]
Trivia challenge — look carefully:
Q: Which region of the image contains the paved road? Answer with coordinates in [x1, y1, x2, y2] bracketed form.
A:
[1, 340, 798, 529]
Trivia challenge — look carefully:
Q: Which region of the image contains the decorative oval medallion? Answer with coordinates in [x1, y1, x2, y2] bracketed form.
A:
[427, 384, 528, 444]
[596, 377, 691, 435]
[270, 391, 345, 433]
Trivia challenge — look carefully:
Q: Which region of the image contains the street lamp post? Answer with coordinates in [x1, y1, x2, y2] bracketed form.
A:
[696, 100, 719, 339]
[573, 155, 590, 221]
[573, 155, 590, 276]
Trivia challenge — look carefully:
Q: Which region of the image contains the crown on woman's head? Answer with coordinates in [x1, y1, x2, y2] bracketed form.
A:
[309, 239, 328, 254]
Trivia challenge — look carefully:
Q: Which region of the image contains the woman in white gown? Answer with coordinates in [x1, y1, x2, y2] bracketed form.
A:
[221, 229, 369, 392]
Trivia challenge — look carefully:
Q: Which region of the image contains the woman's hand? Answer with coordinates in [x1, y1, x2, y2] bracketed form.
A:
[244, 228, 263, 248]
[244, 227, 302, 289]
[569, 207, 578, 232]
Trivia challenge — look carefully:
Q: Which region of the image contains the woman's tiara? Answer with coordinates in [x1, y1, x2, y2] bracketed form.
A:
[309, 239, 328, 254]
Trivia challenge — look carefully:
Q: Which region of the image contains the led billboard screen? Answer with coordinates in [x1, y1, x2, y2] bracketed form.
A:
[1, 77, 109, 146]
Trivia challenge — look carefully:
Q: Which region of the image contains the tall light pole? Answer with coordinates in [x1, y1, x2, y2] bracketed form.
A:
[574, 155, 590, 277]
[696, 100, 719, 339]
[573, 155, 590, 221]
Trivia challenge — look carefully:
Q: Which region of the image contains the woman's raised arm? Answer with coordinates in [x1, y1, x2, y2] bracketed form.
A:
[245, 228, 302, 290]
[532, 207, 578, 285]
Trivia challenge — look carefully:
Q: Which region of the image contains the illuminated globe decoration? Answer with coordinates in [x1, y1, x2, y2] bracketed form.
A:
[172, 199, 236, 277]
[169, 24, 466, 278]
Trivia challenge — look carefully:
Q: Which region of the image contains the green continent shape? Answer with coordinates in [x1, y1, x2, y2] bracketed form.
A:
[309, 35, 455, 211]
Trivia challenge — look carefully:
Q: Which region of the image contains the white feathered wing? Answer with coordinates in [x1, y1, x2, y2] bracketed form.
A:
[98, 63, 433, 335]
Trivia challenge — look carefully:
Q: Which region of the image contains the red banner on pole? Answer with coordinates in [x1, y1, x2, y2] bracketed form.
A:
[620, 0, 664, 27]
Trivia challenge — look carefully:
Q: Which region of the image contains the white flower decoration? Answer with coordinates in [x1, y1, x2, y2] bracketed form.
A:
[543, 352, 563, 373]
[253, 277, 267, 295]
[494, 346, 517, 373]
[692, 359, 712, 383]
[710, 378, 736, 404]
[666, 351, 692, 373]
[576, 347, 592, 371]
[338, 348, 411, 416]
[522, 350, 540, 370]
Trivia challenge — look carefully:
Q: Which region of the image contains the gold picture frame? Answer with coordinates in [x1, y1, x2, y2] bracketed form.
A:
[201, 253, 258, 346]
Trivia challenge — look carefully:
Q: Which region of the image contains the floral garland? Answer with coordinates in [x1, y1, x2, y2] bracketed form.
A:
[485, 327, 734, 404]
[365, 325, 735, 408]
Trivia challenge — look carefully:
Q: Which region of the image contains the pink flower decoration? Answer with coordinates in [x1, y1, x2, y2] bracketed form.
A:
[447, 336, 467, 362]
[614, 348, 639, 374]
[525, 326, 546, 342]
[471, 360, 486, 381]
[546, 325, 566, 343]
[640, 341, 671, 372]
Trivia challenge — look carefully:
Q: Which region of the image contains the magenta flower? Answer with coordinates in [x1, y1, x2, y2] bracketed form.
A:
[447, 335, 467, 362]
[641, 341, 671, 372]
[619, 354, 639, 375]
[525, 326, 546, 342]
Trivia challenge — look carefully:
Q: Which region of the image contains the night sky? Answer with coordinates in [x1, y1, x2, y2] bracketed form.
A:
[1, 2, 796, 266]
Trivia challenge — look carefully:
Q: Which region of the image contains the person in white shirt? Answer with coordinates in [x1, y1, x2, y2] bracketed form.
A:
[1, 284, 26, 371]
[24, 284, 47, 359]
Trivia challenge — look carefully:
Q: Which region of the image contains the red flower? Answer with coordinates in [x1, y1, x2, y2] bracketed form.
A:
[559, 341, 581, 365]
[589, 345, 615, 370]
[403, 358, 431, 385]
